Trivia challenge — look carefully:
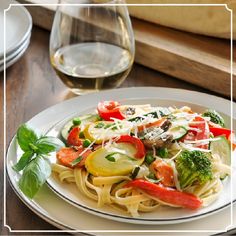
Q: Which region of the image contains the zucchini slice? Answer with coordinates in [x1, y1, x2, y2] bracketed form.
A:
[210, 136, 231, 165]
[60, 114, 100, 141]
[61, 120, 73, 141]
[169, 126, 188, 140]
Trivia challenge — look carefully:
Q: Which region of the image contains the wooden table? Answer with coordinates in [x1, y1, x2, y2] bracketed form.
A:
[0, 26, 232, 235]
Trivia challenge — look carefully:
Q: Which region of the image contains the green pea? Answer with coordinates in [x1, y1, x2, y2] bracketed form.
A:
[83, 139, 91, 147]
[145, 153, 155, 165]
[73, 117, 81, 126]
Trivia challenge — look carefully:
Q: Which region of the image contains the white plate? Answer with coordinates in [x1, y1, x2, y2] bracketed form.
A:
[0, 34, 30, 72]
[6, 88, 236, 233]
[0, 33, 31, 65]
[0, 0, 32, 58]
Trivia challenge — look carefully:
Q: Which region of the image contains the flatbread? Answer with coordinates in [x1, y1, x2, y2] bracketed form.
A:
[127, 0, 235, 38]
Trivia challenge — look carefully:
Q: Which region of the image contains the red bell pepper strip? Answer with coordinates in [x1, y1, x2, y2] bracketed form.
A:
[67, 127, 82, 146]
[181, 131, 196, 142]
[116, 135, 146, 159]
[182, 116, 209, 149]
[192, 116, 209, 146]
[209, 127, 232, 139]
[56, 147, 92, 168]
[97, 101, 125, 121]
[125, 179, 202, 210]
[209, 127, 236, 151]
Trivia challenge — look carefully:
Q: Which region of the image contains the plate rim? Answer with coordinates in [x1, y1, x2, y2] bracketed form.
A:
[47, 174, 235, 223]
[6, 87, 235, 231]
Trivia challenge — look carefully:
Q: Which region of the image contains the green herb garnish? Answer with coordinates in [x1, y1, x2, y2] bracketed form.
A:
[105, 152, 118, 162]
[128, 108, 170, 122]
[13, 124, 64, 198]
[104, 124, 113, 129]
[94, 122, 105, 128]
[131, 166, 140, 179]
[71, 156, 83, 166]
[128, 156, 137, 161]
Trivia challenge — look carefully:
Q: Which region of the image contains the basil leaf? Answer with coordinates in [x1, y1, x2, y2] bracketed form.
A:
[105, 153, 117, 162]
[19, 155, 51, 198]
[35, 136, 65, 154]
[28, 143, 39, 152]
[71, 156, 83, 166]
[17, 124, 38, 152]
[13, 151, 34, 172]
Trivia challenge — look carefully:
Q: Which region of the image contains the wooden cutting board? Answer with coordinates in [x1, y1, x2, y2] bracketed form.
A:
[16, 0, 235, 99]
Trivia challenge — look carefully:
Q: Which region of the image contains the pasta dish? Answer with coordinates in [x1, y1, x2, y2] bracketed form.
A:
[51, 101, 233, 217]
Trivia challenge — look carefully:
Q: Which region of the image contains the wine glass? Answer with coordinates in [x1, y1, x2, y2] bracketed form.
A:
[49, 0, 135, 95]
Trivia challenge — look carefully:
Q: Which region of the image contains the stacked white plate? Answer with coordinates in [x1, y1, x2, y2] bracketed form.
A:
[0, 0, 32, 72]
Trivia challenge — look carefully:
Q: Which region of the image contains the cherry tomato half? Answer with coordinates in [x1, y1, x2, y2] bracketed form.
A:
[97, 101, 125, 121]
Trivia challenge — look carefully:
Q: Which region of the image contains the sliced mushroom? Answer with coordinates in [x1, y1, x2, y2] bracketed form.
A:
[125, 107, 136, 116]
[143, 133, 173, 149]
[138, 126, 173, 149]
[160, 119, 172, 132]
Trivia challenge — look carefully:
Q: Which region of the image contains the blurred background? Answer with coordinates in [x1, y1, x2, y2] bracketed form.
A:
[17, 0, 235, 99]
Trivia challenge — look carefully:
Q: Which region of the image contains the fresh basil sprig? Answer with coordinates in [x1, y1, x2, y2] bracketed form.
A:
[13, 124, 64, 198]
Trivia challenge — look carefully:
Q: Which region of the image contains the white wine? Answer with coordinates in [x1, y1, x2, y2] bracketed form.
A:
[51, 42, 134, 94]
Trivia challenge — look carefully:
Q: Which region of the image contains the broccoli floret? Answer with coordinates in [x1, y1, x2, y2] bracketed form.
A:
[176, 150, 213, 189]
[202, 109, 225, 127]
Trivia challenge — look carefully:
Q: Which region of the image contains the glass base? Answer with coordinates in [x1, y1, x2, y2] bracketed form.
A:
[70, 88, 100, 95]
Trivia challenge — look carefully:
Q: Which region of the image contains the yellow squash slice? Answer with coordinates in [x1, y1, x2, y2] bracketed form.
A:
[85, 142, 144, 176]
[83, 121, 130, 144]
